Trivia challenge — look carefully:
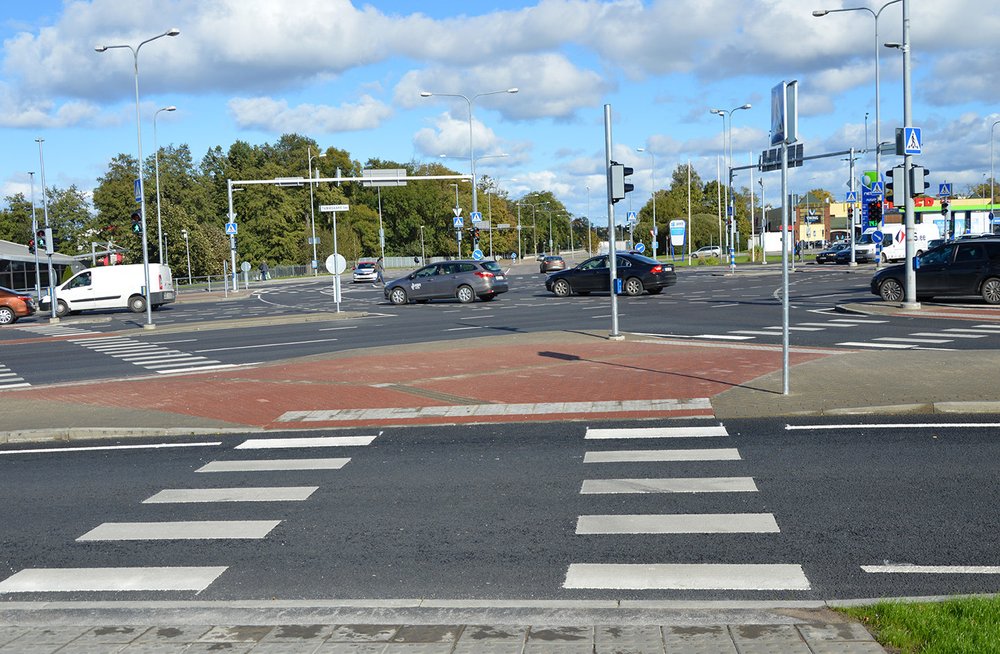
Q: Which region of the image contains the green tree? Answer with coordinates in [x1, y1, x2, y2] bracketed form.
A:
[0, 193, 34, 243]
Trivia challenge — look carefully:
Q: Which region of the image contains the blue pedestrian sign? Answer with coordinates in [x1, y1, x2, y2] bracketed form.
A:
[134, 178, 142, 203]
[470, 211, 483, 223]
[626, 211, 637, 223]
[938, 183, 952, 197]
[871, 181, 884, 195]
[472, 248, 484, 261]
[225, 222, 238, 235]
[634, 242, 645, 253]
[846, 191, 858, 203]
[903, 127, 922, 155]
[453, 216, 464, 228]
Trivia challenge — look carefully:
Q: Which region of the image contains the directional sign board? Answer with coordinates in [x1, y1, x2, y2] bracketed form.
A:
[938, 183, 952, 197]
[453, 216, 464, 228]
[361, 168, 407, 187]
[225, 222, 238, 235]
[903, 127, 922, 155]
[319, 204, 349, 212]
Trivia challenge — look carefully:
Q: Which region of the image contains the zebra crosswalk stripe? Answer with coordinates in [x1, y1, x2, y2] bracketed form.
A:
[564, 563, 811, 590]
[0, 567, 228, 593]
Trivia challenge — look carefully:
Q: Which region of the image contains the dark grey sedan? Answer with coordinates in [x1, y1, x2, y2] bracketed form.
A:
[384, 260, 509, 305]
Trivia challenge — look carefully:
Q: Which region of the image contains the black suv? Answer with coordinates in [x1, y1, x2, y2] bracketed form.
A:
[871, 237, 1000, 304]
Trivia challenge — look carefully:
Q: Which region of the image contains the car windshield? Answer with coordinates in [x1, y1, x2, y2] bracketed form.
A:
[356, 263, 374, 270]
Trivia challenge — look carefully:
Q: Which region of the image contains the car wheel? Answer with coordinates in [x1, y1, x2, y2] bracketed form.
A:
[456, 285, 475, 304]
[981, 277, 1000, 305]
[552, 279, 572, 297]
[0, 306, 15, 325]
[623, 277, 644, 296]
[389, 287, 408, 305]
[128, 295, 147, 313]
[56, 299, 71, 318]
[880, 251, 888, 264]
[878, 278, 904, 302]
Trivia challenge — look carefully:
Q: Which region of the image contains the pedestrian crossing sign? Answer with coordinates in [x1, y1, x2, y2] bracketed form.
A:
[846, 191, 858, 203]
[225, 222, 238, 235]
[903, 127, 922, 155]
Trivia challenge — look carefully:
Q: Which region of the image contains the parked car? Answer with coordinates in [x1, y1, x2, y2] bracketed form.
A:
[691, 245, 722, 259]
[539, 255, 566, 273]
[815, 241, 849, 264]
[352, 260, 378, 283]
[545, 252, 677, 297]
[384, 259, 509, 305]
[0, 286, 37, 325]
[870, 237, 1000, 304]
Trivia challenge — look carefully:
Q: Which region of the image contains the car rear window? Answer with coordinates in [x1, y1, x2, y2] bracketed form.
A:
[627, 253, 659, 265]
[985, 242, 1000, 262]
[481, 261, 503, 273]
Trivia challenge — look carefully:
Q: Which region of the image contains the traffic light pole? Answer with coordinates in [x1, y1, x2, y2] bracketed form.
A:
[900, 0, 919, 309]
[604, 105, 622, 341]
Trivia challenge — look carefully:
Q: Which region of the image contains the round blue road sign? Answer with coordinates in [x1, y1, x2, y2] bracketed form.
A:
[472, 248, 484, 261]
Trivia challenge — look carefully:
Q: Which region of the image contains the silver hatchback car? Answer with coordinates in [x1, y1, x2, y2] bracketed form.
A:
[384, 260, 509, 305]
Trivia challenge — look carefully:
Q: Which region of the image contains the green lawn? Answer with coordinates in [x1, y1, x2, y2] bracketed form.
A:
[840, 597, 1000, 653]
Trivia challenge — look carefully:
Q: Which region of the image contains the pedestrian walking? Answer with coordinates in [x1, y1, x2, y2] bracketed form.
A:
[259, 261, 269, 281]
[372, 257, 385, 286]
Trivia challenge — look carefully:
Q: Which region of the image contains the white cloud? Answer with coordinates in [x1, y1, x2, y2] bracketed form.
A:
[228, 95, 392, 133]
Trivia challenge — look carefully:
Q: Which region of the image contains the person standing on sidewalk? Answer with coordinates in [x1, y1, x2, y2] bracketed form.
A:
[372, 257, 385, 287]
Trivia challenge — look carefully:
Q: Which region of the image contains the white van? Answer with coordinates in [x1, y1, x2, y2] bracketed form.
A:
[42, 264, 175, 317]
[854, 222, 940, 263]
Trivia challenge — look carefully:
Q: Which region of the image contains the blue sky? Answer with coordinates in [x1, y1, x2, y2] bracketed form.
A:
[3, 0, 999, 222]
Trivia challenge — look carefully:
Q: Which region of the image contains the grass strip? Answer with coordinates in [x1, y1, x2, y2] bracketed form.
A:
[840, 596, 1000, 653]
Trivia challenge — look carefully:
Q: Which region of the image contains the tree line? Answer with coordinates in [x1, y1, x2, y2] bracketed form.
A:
[1, 133, 770, 276]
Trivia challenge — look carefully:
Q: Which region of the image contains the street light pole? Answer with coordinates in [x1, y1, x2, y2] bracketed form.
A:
[420, 88, 518, 217]
[153, 105, 176, 263]
[814, 0, 902, 235]
[181, 228, 191, 285]
[710, 104, 750, 268]
[36, 138, 56, 321]
[308, 146, 326, 275]
[990, 120, 1000, 216]
[96, 27, 180, 329]
[419, 225, 426, 263]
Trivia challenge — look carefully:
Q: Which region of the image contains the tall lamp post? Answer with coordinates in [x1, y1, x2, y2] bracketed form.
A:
[990, 120, 1000, 217]
[419, 225, 426, 263]
[420, 88, 518, 216]
[153, 105, 176, 263]
[181, 228, 191, 285]
[308, 146, 326, 275]
[96, 27, 180, 330]
[709, 104, 751, 264]
[814, 0, 902, 219]
[636, 147, 656, 257]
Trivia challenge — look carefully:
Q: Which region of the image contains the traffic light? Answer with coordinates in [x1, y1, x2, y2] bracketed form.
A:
[847, 205, 854, 222]
[884, 167, 896, 202]
[609, 161, 634, 204]
[909, 166, 930, 198]
[43, 227, 54, 255]
[35, 229, 46, 253]
[131, 211, 143, 234]
[867, 201, 882, 227]
[941, 199, 950, 215]
[27, 239, 35, 254]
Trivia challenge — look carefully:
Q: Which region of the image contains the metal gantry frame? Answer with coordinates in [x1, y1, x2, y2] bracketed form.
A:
[225, 173, 472, 291]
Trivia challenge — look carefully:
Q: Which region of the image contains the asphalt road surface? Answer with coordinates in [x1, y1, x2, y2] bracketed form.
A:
[2, 415, 998, 602]
[3, 266, 1000, 388]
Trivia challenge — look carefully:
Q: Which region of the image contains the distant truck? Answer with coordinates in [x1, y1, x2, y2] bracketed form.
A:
[41, 263, 175, 317]
[853, 222, 940, 263]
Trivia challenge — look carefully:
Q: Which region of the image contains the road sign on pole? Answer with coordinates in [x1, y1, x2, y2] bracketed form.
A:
[903, 127, 922, 155]
[453, 216, 464, 228]
[938, 183, 952, 197]
[846, 191, 858, 203]
[225, 222, 238, 235]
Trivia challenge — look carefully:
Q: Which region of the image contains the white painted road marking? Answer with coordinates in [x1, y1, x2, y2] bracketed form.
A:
[580, 477, 758, 494]
[585, 425, 727, 439]
[563, 564, 811, 590]
[196, 458, 351, 472]
[576, 513, 779, 534]
[143, 487, 319, 503]
[77, 520, 281, 541]
[862, 565, 1000, 574]
[0, 442, 221, 455]
[236, 435, 377, 449]
[584, 448, 741, 463]
[0, 567, 228, 593]
[787, 422, 1000, 431]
